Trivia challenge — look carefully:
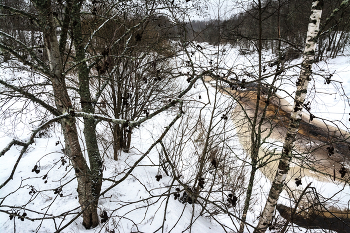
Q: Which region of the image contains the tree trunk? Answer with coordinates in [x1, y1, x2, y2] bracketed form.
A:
[70, 1, 103, 228]
[254, 1, 323, 232]
[34, 0, 101, 228]
[238, 167, 257, 232]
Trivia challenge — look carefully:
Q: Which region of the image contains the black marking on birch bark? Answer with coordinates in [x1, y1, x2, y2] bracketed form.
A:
[305, 50, 315, 56]
[283, 145, 291, 155]
[312, 0, 324, 10]
[296, 89, 307, 96]
[309, 114, 315, 121]
[309, 19, 317, 25]
[304, 101, 311, 111]
[301, 62, 311, 69]
[294, 104, 302, 113]
[278, 160, 290, 172]
[296, 78, 302, 86]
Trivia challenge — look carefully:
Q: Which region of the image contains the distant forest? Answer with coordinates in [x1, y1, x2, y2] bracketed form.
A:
[1, 0, 349, 62]
[186, 0, 350, 61]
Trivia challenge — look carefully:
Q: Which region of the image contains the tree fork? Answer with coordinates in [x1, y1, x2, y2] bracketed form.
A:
[31, 0, 102, 229]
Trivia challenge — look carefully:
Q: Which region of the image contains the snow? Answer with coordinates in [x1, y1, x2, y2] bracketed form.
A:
[1, 44, 350, 233]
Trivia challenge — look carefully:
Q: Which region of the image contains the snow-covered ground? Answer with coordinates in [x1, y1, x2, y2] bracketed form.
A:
[1, 43, 350, 232]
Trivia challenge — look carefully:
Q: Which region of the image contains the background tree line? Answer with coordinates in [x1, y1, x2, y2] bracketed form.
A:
[187, 0, 350, 61]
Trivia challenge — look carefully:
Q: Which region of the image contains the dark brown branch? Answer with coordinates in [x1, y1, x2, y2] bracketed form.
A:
[0, 139, 26, 157]
[0, 79, 60, 116]
[0, 114, 69, 190]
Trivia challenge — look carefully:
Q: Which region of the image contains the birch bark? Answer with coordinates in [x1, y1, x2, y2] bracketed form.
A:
[254, 1, 323, 232]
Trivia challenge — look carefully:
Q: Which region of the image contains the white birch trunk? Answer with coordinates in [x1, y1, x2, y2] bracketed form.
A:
[254, 1, 323, 232]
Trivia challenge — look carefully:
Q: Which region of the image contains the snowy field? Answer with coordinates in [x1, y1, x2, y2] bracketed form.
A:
[1, 43, 350, 233]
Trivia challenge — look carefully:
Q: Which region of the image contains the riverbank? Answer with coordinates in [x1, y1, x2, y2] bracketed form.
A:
[205, 76, 350, 186]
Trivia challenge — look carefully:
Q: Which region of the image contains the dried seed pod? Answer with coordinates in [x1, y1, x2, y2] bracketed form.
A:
[221, 114, 228, 120]
[32, 165, 38, 172]
[100, 210, 109, 223]
[174, 193, 180, 200]
[198, 178, 205, 188]
[155, 174, 162, 181]
[211, 158, 217, 168]
[339, 166, 347, 178]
